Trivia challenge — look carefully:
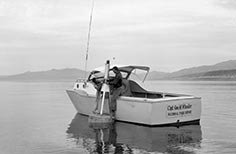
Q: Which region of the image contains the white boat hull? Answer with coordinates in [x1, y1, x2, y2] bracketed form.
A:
[66, 89, 201, 126]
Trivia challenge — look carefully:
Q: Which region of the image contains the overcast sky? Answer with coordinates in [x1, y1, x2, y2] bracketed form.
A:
[0, 0, 236, 75]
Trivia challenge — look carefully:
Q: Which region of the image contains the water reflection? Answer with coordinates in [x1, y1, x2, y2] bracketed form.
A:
[67, 114, 202, 154]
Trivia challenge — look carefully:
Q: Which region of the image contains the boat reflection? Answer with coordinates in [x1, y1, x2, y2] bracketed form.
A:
[67, 114, 202, 154]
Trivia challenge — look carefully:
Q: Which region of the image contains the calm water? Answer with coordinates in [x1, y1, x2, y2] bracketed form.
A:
[0, 81, 236, 154]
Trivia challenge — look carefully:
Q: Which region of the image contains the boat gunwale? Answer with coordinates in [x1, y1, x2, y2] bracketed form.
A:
[67, 89, 201, 104]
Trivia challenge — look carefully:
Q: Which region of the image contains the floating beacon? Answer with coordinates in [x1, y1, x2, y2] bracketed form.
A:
[88, 60, 113, 127]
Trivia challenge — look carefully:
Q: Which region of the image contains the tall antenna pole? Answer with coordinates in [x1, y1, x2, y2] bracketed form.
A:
[84, 0, 95, 79]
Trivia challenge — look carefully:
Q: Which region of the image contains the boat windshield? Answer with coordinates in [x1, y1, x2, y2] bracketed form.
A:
[87, 65, 150, 82]
[87, 70, 129, 81]
[128, 68, 149, 82]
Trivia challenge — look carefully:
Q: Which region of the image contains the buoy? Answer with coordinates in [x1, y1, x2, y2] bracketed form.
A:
[88, 60, 113, 126]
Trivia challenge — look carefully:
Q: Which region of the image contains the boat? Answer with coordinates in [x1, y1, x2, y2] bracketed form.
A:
[66, 64, 201, 126]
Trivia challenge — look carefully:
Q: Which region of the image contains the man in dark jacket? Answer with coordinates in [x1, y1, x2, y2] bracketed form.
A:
[109, 66, 123, 118]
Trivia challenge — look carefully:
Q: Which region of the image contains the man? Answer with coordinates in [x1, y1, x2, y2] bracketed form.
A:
[109, 66, 123, 118]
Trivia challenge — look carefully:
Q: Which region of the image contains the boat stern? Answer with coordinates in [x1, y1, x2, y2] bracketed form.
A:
[150, 96, 201, 126]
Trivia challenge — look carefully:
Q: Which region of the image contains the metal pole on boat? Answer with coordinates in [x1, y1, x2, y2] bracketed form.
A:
[84, 0, 95, 80]
[100, 60, 110, 115]
[88, 60, 113, 127]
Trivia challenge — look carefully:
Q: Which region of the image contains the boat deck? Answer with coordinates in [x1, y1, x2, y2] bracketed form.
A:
[122, 80, 181, 99]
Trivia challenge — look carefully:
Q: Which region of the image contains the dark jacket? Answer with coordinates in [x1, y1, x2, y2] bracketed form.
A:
[110, 72, 122, 89]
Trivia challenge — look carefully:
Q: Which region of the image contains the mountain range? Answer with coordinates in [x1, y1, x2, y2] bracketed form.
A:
[0, 68, 86, 82]
[147, 60, 236, 80]
[1, 60, 236, 81]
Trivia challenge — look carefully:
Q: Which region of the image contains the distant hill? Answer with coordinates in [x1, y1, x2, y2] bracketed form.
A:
[178, 69, 236, 80]
[1, 60, 236, 81]
[147, 60, 236, 80]
[169, 60, 236, 78]
[0, 68, 86, 81]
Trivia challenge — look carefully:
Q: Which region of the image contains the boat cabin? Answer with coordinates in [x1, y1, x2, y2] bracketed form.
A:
[87, 65, 178, 99]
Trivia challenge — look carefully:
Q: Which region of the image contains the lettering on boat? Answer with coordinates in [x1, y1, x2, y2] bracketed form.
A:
[166, 104, 192, 118]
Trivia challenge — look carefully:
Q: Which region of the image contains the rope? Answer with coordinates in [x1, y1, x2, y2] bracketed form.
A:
[84, 0, 95, 79]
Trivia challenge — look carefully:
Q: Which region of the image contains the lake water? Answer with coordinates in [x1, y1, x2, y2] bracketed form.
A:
[0, 81, 236, 154]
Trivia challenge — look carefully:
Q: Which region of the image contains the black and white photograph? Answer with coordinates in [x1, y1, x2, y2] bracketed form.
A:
[0, 0, 236, 154]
